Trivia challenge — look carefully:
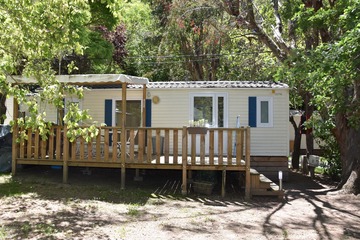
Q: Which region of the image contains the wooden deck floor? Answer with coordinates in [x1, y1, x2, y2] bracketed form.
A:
[16, 154, 246, 171]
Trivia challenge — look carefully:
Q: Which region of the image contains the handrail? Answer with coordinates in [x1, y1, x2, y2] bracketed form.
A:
[14, 126, 250, 168]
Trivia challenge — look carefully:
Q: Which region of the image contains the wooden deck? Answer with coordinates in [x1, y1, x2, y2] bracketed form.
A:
[12, 126, 252, 198]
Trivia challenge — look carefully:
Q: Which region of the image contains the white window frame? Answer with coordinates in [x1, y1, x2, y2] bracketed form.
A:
[189, 93, 228, 128]
[256, 96, 273, 128]
[112, 97, 143, 127]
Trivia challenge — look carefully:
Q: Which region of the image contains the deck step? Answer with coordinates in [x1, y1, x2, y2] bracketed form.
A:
[258, 174, 272, 189]
[250, 168, 260, 175]
[250, 168, 284, 199]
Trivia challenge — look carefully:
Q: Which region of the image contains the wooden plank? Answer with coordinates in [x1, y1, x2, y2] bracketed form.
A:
[147, 129, 152, 163]
[56, 127, 61, 160]
[236, 129, 243, 165]
[173, 130, 178, 164]
[95, 131, 101, 160]
[251, 156, 289, 162]
[137, 129, 144, 163]
[209, 130, 214, 165]
[112, 128, 118, 162]
[182, 126, 187, 195]
[103, 128, 109, 160]
[79, 137, 85, 160]
[227, 130, 232, 165]
[251, 174, 259, 189]
[218, 130, 223, 165]
[251, 161, 288, 167]
[12, 98, 19, 176]
[121, 83, 127, 190]
[48, 127, 55, 160]
[164, 129, 170, 164]
[19, 138, 25, 159]
[41, 139, 47, 159]
[63, 127, 69, 183]
[128, 129, 136, 161]
[87, 141, 92, 161]
[156, 129, 161, 164]
[245, 127, 251, 200]
[221, 167, 226, 198]
[200, 134, 205, 165]
[71, 141, 76, 160]
[191, 134, 196, 165]
[34, 131, 39, 159]
[27, 130, 32, 158]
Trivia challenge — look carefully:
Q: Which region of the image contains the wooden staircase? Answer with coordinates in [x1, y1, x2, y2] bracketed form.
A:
[250, 168, 284, 199]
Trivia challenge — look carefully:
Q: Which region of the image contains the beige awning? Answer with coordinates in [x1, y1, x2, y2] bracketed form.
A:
[9, 74, 149, 85]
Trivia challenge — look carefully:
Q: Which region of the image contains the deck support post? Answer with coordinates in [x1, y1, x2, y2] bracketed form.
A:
[63, 127, 69, 183]
[245, 127, 251, 200]
[181, 126, 188, 195]
[121, 82, 127, 190]
[134, 169, 143, 181]
[221, 167, 226, 198]
[11, 97, 19, 176]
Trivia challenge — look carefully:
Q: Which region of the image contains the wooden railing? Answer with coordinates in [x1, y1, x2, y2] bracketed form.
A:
[14, 126, 249, 166]
[13, 126, 251, 197]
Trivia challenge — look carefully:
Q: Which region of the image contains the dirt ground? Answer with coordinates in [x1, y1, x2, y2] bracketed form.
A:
[0, 166, 359, 240]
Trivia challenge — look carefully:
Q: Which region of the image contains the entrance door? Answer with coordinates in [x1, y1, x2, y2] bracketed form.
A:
[190, 93, 227, 154]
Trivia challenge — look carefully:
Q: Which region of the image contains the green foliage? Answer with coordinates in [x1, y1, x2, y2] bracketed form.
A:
[112, 0, 163, 78]
[85, 31, 114, 73]
[0, 0, 101, 140]
[275, 1, 360, 178]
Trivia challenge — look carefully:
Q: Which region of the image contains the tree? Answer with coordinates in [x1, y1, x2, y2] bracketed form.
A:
[111, 0, 161, 78]
[221, 0, 359, 194]
[0, 0, 96, 139]
[141, 0, 277, 81]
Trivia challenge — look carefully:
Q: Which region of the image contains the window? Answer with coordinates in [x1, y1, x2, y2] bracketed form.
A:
[115, 100, 142, 127]
[190, 93, 227, 127]
[256, 97, 273, 127]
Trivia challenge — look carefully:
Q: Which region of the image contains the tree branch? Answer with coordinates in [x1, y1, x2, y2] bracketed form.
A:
[245, 0, 290, 62]
[272, 0, 283, 34]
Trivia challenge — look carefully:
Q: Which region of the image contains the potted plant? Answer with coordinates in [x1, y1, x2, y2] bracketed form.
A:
[188, 119, 209, 134]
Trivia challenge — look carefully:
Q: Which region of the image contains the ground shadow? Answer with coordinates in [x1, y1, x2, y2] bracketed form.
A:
[262, 170, 360, 240]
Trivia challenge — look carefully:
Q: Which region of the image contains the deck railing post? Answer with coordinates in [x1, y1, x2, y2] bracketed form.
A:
[63, 126, 69, 183]
[121, 83, 127, 190]
[181, 126, 188, 195]
[11, 97, 19, 176]
[245, 126, 251, 200]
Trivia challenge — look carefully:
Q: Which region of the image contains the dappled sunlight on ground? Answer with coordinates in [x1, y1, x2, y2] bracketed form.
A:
[0, 167, 359, 239]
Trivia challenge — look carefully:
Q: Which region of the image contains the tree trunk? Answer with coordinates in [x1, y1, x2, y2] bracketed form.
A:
[304, 93, 314, 155]
[0, 93, 6, 124]
[334, 113, 360, 194]
[290, 115, 302, 169]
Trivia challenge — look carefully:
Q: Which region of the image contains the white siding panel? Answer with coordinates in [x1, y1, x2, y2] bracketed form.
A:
[250, 89, 289, 156]
[21, 85, 289, 157]
[149, 87, 289, 157]
[4, 96, 14, 125]
[149, 89, 190, 128]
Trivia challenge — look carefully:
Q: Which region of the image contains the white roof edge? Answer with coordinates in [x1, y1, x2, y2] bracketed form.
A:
[8, 74, 149, 85]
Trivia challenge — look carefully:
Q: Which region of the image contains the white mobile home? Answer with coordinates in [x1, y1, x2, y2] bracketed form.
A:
[8, 74, 289, 180]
